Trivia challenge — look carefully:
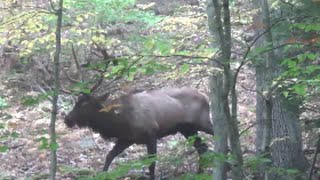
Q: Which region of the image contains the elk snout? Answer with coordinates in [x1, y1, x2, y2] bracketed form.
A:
[64, 114, 76, 128]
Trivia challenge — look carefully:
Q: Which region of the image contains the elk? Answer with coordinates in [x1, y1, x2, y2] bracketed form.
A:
[64, 87, 214, 179]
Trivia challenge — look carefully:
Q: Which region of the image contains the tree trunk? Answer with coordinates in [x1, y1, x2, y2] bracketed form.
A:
[207, 0, 229, 179]
[270, 95, 308, 180]
[207, 0, 243, 179]
[50, 0, 63, 179]
[209, 69, 229, 180]
[254, 0, 308, 179]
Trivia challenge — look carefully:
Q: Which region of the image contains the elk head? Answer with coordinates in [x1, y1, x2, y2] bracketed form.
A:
[64, 93, 110, 128]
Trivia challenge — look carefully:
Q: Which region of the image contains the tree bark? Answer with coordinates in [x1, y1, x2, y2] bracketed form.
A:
[270, 96, 308, 180]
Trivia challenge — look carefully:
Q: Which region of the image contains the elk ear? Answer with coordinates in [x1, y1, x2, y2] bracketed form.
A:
[95, 93, 110, 103]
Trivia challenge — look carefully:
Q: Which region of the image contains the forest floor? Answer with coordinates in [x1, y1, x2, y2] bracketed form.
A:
[0, 0, 258, 179]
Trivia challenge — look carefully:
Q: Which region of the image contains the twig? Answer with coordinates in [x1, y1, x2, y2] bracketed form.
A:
[49, 0, 58, 12]
[139, 54, 211, 60]
[71, 44, 83, 82]
[231, 18, 284, 94]
[195, 78, 203, 89]
[240, 123, 257, 136]
[240, 84, 268, 102]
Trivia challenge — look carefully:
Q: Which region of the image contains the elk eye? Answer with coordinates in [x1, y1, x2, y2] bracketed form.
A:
[78, 94, 89, 101]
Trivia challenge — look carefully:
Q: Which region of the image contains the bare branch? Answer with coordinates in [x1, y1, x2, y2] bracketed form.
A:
[49, 0, 58, 12]
[71, 44, 83, 82]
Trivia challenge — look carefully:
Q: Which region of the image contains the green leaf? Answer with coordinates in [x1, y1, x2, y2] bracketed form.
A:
[21, 96, 40, 106]
[0, 145, 9, 152]
[286, 168, 300, 175]
[0, 97, 8, 109]
[76, 16, 84, 22]
[37, 137, 49, 150]
[21, 93, 50, 106]
[10, 132, 19, 138]
[293, 84, 306, 96]
[287, 60, 297, 68]
[306, 65, 320, 74]
[50, 141, 59, 151]
[180, 63, 190, 74]
[144, 66, 155, 75]
[297, 54, 306, 62]
[306, 53, 317, 60]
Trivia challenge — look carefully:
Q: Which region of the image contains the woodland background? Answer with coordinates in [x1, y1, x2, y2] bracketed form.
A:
[0, 0, 320, 179]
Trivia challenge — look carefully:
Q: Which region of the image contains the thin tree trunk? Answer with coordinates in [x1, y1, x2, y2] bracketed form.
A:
[207, 1, 228, 179]
[50, 0, 63, 179]
[207, 0, 243, 179]
[229, 76, 244, 180]
[209, 70, 228, 180]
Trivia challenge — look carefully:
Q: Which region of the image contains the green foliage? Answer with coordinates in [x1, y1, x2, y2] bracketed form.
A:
[64, 0, 162, 25]
[80, 156, 156, 180]
[0, 10, 56, 57]
[21, 93, 51, 106]
[0, 145, 9, 152]
[179, 63, 190, 74]
[244, 155, 303, 178]
[136, 36, 174, 55]
[0, 0, 163, 76]
[0, 97, 8, 109]
[36, 136, 49, 150]
[291, 23, 320, 32]
[0, 131, 19, 140]
[70, 82, 92, 94]
[35, 135, 59, 151]
[279, 51, 320, 98]
[264, 1, 320, 100]
[178, 173, 212, 180]
[59, 165, 95, 176]
[268, 166, 301, 179]
[0, 125, 19, 153]
[199, 151, 229, 168]
[244, 155, 272, 172]
[10, 132, 19, 138]
[50, 141, 59, 151]
[141, 60, 170, 75]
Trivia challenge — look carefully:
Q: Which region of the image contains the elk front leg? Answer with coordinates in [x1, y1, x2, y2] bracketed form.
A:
[181, 131, 208, 173]
[103, 140, 132, 171]
[193, 136, 209, 173]
[146, 138, 157, 180]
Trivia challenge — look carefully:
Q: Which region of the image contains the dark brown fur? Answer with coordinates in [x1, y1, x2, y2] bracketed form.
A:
[64, 87, 213, 179]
